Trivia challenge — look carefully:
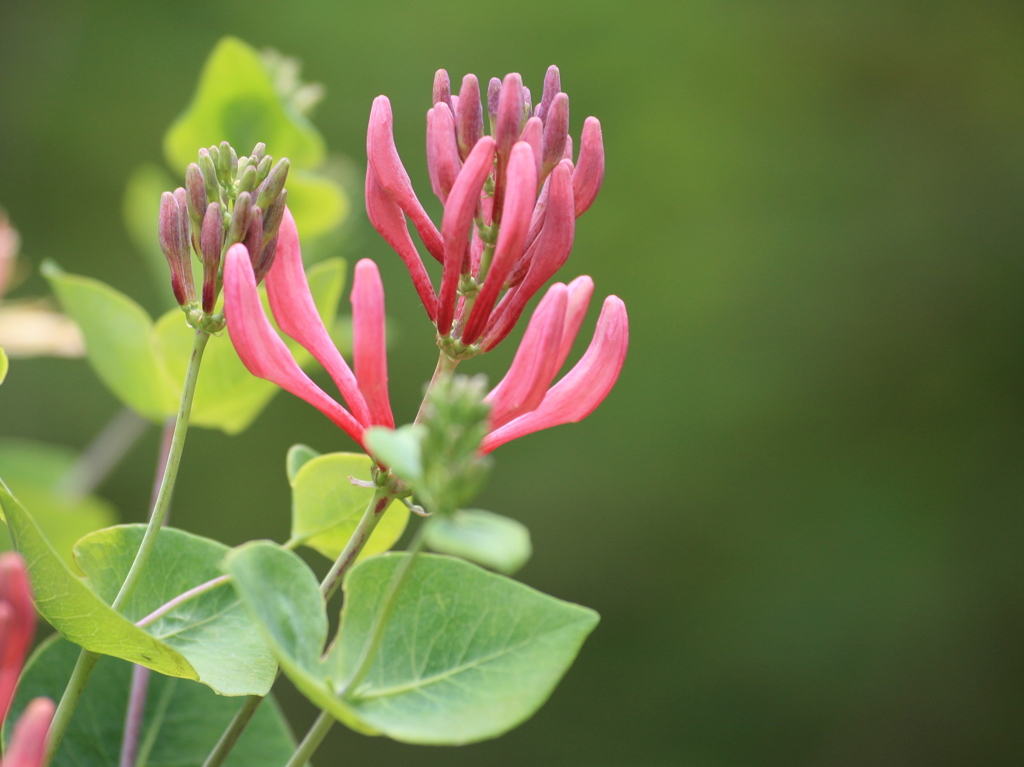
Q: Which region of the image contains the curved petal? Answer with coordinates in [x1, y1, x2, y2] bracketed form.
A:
[0, 553, 35, 724]
[3, 697, 54, 767]
[485, 283, 567, 429]
[482, 295, 627, 453]
[573, 117, 605, 217]
[352, 259, 394, 428]
[266, 209, 370, 425]
[224, 244, 365, 446]
[555, 275, 594, 372]
[426, 103, 462, 204]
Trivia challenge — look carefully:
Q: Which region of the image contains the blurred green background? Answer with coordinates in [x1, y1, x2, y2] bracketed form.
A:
[3, 0, 1024, 764]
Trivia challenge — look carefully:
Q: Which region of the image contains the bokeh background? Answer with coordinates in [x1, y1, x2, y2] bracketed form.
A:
[3, 1, 1024, 764]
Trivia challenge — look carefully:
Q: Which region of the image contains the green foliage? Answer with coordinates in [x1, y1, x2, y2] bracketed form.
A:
[5, 636, 296, 767]
[45, 258, 345, 434]
[364, 425, 425, 483]
[0, 346, 7, 384]
[286, 443, 321, 483]
[289, 451, 408, 560]
[122, 164, 183, 311]
[424, 509, 532, 575]
[0, 481, 275, 695]
[0, 439, 116, 565]
[225, 544, 599, 745]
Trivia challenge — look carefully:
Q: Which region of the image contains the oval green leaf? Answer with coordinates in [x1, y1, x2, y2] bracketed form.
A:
[225, 543, 599, 745]
[290, 452, 408, 560]
[424, 509, 532, 575]
[4, 636, 295, 767]
[0, 481, 275, 695]
[43, 261, 177, 420]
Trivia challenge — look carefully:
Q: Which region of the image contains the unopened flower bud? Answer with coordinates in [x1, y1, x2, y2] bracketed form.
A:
[200, 202, 223, 313]
[433, 69, 453, 111]
[427, 103, 461, 203]
[573, 117, 604, 217]
[247, 207, 275, 282]
[217, 141, 237, 187]
[237, 164, 258, 195]
[207, 143, 220, 165]
[541, 92, 569, 179]
[256, 158, 290, 210]
[159, 190, 195, 306]
[455, 74, 483, 161]
[185, 163, 207, 233]
[487, 77, 501, 133]
[198, 149, 220, 203]
[255, 154, 273, 183]
[520, 116, 544, 183]
[250, 142, 267, 166]
[522, 86, 533, 125]
[228, 191, 252, 245]
[536, 65, 561, 122]
[262, 188, 287, 246]
[0, 552, 37, 724]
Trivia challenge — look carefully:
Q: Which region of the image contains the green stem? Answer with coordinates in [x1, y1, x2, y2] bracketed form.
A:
[415, 352, 460, 423]
[201, 487, 394, 767]
[45, 329, 210, 766]
[283, 711, 334, 767]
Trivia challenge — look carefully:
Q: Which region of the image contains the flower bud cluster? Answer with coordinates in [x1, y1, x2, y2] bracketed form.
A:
[159, 142, 290, 328]
[366, 66, 606, 359]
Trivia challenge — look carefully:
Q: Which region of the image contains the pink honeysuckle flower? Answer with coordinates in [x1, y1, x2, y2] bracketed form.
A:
[2, 697, 54, 767]
[364, 66, 606, 353]
[224, 216, 394, 449]
[0, 214, 20, 301]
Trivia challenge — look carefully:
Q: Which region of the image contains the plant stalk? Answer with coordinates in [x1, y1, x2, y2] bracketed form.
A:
[46, 329, 210, 765]
[282, 711, 334, 767]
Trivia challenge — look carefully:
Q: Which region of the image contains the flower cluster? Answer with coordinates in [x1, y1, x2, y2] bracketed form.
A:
[0, 553, 54, 767]
[366, 66, 606, 355]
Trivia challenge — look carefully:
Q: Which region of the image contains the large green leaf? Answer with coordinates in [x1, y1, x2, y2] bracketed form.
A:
[153, 257, 346, 434]
[225, 544, 600, 745]
[4, 636, 295, 767]
[290, 452, 408, 560]
[285, 168, 350, 239]
[43, 261, 177, 420]
[0, 439, 117, 565]
[164, 37, 325, 174]
[0, 482, 275, 695]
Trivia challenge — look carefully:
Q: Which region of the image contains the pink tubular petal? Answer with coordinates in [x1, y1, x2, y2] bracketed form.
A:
[367, 96, 445, 261]
[0, 553, 35, 725]
[462, 142, 537, 345]
[541, 93, 569, 179]
[573, 117, 604, 217]
[520, 116, 544, 185]
[3, 697, 55, 767]
[536, 65, 561, 122]
[455, 74, 483, 161]
[224, 245, 366, 446]
[564, 134, 574, 162]
[492, 73, 524, 217]
[485, 283, 567, 429]
[482, 295, 628, 453]
[365, 165, 438, 320]
[482, 160, 575, 350]
[432, 69, 452, 112]
[352, 259, 394, 428]
[437, 136, 496, 335]
[426, 103, 461, 204]
[555, 275, 594, 371]
[266, 209, 370, 425]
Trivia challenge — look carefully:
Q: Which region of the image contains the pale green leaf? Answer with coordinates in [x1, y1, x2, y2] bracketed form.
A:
[424, 509, 532, 575]
[0, 438, 117, 565]
[43, 261, 177, 420]
[4, 636, 295, 767]
[286, 169, 350, 239]
[153, 258, 346, 434]
[364, 425, 425, 483]
[226, 545, 599, 745]
[164, 37, 325, 173]
[286, 444, 320, 483]
[0, 481, 275, 695]
[290, 452, 408, 560]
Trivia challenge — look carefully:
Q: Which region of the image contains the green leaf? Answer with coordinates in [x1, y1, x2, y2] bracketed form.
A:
[424, 509, 532, 575]
[0, 345, 7, 384]
[226, 545, 599, 745]
[153, 257, 346, 434]
[0, 438, 117, 565]
[164, 37, 325, 174]
[4, 636, 296, 767]
[285, 168, 350, 239]
[286, 444, 320, 483]
[43, 261, 177, 420]
[364, 425, 425, 483]
[0, 481, 275, 695]
[290, 452, 408, 560]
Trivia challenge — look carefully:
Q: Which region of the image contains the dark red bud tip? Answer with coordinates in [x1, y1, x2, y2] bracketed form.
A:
[159, 191, 194, 306]
[456, 74, 483, 161]
[433, 69, 452, 111]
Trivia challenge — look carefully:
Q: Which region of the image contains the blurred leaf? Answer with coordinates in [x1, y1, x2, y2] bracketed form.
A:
[0, 439, 116, 565]
[0, 346, 6, 384]
[286, 168, 350, 239]
[5, 635, 295, 767]
[225, 546, 599, 744]
[43, 261, 177, 420]
[123, 163, 194, 308]
[0, 482, 275, 695]
[286, 443, 320, 483]
[290, 452, 408, 560]
[424, 509, 532, 575]
[153, 258, 346, 434]
[164, 37, 325, 174]
[364, 425, 425, 483]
